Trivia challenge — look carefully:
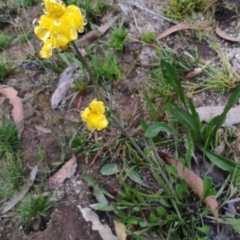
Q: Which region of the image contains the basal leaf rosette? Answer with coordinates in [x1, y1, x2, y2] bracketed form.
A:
[33, 0, 87, 58]
[81, 99, 108, 131]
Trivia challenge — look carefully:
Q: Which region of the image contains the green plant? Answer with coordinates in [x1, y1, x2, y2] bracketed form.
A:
[82, 156, 214, 239]
[0, 121, 19, 159]
[15, 0, 38, 7]
[165, 0, 207, 20]
[0, 62, 7, 80]
[160, 59, 240, 172]
[17, 194, 54, 229]
[140, 31, 155, 44]
[0, 157, 26, 200]
[64, 131, 100, 159]
[199, 53, 238, 90]
[73, 79, 85, 92]
[0, 34, 10, 50]
[79, 0, 110, 23]
[90, 52, 124, 81]
[109, 22, 128, 52]
[18, 31, 32, 44]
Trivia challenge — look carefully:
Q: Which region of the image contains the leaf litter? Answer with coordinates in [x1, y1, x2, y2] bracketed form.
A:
[0, 85, 24, 135]
[78, 16, 118, 47]
[48, 155, 77, 189]
[157, 23, 211, 40]
[51, 63, 78, 109]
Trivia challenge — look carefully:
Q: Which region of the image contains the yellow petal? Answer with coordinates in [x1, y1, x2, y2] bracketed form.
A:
[44, 0, 65, 18]
[87, 113, 108, 131]
[80, 107, 90, 121]
[39, 39, 53, 58]
[96, 115, 108, 131]
[89, 99, 105, 115]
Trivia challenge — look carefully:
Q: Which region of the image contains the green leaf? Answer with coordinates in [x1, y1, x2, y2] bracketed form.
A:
[203, 84, 240, 147]
[149, 213, 159, 223]
[165, 165, 178, 178]
[82, 175, 113, 198]
[143, 91, 157, 121]
[202, 178, 215, 200]
[139, 221, 159, 227]
[93, 185, 108, 204]
[161, 59, 186, 108]
[124, 216, 142, 225]
[184, 134, 195, 167]
[157, 207, 167, 216]
[140, 118, 148, 130]
[82, 175, 97, 186]
[89, 203, 113, 211]
[100, 163, 120, 175]
[197, 226, 211, 234]
[175, 179, 187, 199]
[217, 217, 240, 234]
[189, 100, 202, 138]
[126, 167, 150, 189]
[166, 103, 201, 141]
[144, 122, 170, 138]
[221, 83, 240, 121]
[204, 149, 240, 172]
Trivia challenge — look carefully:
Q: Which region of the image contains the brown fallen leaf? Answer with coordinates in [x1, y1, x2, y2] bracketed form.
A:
[51, 63, 78, 109]
[157, 23, 211, 40]
[78, 16, 118, 47]
[48, 155, 77, 189]
[185, 67, 203, 79]
[159, 152, 219, 221]
[215, 26, 240, 42]
[214, 141, 225, 155]
[1, 165, 38, 214]
[113, 220, 127, 240]
[0, 85, 24, 135]
[35, 125, 52, 134]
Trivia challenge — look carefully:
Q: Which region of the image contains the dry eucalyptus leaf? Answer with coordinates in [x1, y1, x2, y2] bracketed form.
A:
[1, 165, 38, 214]
[51, 64, 78, 109]
[157, 23, 211, 40]
[78, 16, 118, 47]
[113, 220, 127, 240]
[48, 155, 77, 189]
[159, 152, 219, 221]
[214, 141, 225, 155]
[0, 85, 24, 135]
[215, 26, 240, 42]
[77, 205, 118, 240]
[35, 125, 52, 134]
[185, 67, 203, 79]
[196, 105, 240, 126]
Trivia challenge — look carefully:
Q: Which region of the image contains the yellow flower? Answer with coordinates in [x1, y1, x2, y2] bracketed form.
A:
[33, 0, 87, 58]
[81, 99, 108, 131]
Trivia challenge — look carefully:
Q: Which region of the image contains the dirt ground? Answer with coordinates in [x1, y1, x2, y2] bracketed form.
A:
[1, 0, 240, 239]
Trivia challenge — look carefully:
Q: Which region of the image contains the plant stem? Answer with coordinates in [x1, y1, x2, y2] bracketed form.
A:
[71, 41, 147, 160]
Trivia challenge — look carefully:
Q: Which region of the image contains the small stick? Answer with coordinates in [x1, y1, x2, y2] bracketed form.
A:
[126, 1, 177, 24]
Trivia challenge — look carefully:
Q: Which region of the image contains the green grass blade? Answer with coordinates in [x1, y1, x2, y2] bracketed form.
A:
[161, 59, 186, 108]
[202, 83, 240, 148]
[166, 103, 202, 142]
[203, 149, 240, 172]
[143, 91, 158, 121]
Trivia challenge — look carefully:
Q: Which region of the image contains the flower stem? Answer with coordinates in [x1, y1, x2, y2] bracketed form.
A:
[70, 41, 147, 160]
